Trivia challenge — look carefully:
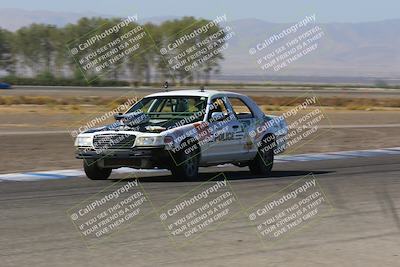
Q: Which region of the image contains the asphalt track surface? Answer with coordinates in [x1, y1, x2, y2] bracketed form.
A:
[1, 154, 400, 267]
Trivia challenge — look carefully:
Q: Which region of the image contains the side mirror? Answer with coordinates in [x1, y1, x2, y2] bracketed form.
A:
[211, 112, 225, 122]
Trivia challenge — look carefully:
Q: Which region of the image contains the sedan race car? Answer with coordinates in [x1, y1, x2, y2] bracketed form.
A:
[75, 89, 288, 180]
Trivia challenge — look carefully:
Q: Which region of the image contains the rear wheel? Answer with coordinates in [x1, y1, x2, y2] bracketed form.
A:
[83, 160, 112, 180]
[170, 142, 200, 181]
[249, 135, 275, 176]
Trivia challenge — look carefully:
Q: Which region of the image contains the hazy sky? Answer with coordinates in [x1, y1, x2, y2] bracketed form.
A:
[0, 0, 399, 23]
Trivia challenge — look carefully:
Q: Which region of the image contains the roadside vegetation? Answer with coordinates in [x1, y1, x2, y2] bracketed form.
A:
[1, 18, 398, 89]
[0, 17, 225, 86]
[1, 95, 399, 111]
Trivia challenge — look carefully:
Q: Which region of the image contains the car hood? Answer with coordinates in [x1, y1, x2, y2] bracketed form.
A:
[82, 113, 189, 134]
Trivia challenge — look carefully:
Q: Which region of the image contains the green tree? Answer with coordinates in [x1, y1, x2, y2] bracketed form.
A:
[14, 24, 59, 76]
[0, 28, 16, 75]
[4, 16, 227, 85]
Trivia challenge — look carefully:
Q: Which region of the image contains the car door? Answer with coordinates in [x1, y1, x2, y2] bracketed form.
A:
[226, 96, 260, 156]
[200, 96, 248, 163]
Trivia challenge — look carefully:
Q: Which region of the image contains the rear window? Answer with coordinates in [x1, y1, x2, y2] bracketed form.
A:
[228, 97, 254, 119]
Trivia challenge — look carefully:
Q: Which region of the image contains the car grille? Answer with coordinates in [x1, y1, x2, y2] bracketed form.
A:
[93, 134, 136, 150]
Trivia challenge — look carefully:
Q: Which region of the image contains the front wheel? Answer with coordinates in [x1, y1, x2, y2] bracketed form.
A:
[83, 160, 112, 180]
[170, 143, 200, 181]
[249, 135, 275, 176]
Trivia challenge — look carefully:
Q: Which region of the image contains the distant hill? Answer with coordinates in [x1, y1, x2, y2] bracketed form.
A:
[0, 8, 102, 30]
[219, 18, 400, 80]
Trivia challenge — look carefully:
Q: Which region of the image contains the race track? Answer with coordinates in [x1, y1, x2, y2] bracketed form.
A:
[1, 152, 400, 267]
[1, 85, 400, 266]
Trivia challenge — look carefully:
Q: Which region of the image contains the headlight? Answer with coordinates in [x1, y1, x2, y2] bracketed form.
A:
[74, 136, 93, 147]
[135, 136, 164, 146]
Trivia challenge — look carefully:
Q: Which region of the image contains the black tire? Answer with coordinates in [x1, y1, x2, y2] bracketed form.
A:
[83, 160, 112, 180]
[170, 141, 200, 181]
[249, 134, 275, 176]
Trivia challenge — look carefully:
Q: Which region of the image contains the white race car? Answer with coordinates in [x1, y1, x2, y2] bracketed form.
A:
[75, 89, 288, 180]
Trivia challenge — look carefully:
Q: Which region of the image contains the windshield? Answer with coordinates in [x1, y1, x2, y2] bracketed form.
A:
[126, 96, 208, 120]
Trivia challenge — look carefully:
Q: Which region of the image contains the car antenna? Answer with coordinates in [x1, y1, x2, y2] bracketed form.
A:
[200, 85, 205, 92]
[164, 81, 169, 91]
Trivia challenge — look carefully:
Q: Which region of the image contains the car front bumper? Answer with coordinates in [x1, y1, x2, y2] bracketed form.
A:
[76, 146, 172, 169]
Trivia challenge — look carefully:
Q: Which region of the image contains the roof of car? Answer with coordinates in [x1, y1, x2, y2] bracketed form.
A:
[146, 89, 244, 98]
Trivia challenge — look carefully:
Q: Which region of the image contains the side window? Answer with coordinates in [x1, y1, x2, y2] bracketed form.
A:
[228, 97, 254, 119]
[208, 97, 229, 121]
[187, 98, 206, 112]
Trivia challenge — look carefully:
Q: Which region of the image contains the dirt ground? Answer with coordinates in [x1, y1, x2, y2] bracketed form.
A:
[0, 105, 399, 132]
